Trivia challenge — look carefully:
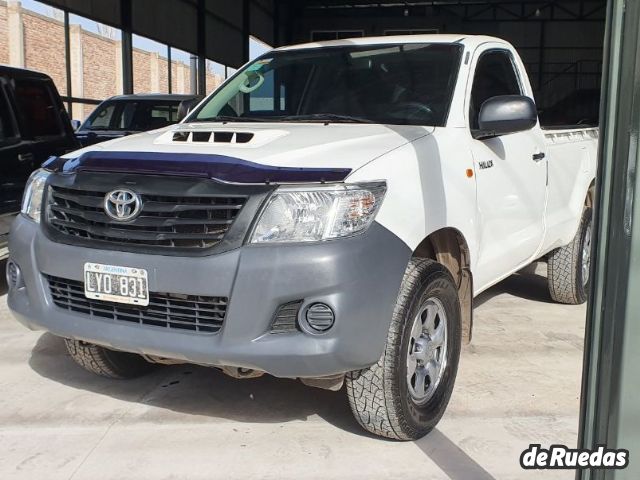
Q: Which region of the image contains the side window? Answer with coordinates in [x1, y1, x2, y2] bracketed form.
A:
[134, 103, 177, 130]
[90, 104, 117, 129]
[120, 103, 137, 128]
[469, 50, 522, 130]
[248, 69, 275, 113]
[0, 90, 16, 142]
[14, 80, 63, 138]
[170, 105, 179, 122]
[150, 105, 178, 124]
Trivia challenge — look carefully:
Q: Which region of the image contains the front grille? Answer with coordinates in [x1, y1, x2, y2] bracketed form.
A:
[48, 275, 227, 334]
[46, 185, 247, 250]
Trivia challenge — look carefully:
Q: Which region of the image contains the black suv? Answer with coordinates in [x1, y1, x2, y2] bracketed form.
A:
[0, 66, 79, 259]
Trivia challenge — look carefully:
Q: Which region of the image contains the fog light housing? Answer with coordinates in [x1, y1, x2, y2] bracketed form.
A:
[303, 303, 335, 333]
[6, 261, 22, 289]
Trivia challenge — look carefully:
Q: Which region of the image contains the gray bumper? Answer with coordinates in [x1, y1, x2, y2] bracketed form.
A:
[7, 215, 411, 378]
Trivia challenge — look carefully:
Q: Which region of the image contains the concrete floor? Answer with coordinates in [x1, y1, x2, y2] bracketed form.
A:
[0, 260, 586, 480]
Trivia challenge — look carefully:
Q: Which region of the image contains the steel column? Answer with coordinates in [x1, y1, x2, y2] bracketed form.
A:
[120, 0, 133, 94]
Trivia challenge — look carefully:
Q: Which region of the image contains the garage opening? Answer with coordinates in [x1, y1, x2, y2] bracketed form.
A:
[2, 1, 632, 479]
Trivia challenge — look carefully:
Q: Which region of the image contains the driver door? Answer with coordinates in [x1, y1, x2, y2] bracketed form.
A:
[469, 48, 548, 290]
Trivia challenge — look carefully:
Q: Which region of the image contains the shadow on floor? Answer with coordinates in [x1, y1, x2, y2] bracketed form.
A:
[29, 334, 499, 478]
[475, 262, 553, 308]
[28, 332, 363, 435]
[416, 429, 496, 480]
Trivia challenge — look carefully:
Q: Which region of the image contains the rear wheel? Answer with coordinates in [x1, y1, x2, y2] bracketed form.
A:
[346, 258, 461, 440]
[64, 339, 156, 379]
[547, 207, 593, 305]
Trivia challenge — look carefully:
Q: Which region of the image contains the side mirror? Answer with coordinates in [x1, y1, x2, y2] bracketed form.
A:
[70, 120, 81, 131]
[474, 95, 537, 140]
[177, 97, 204, 122]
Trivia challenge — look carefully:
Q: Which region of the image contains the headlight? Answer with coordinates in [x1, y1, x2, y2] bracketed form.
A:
[21, 169, 50, 223]
[251, 182, 386, 243]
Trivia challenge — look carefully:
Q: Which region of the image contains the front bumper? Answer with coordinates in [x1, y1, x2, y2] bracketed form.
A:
[7, 215, 411, 378]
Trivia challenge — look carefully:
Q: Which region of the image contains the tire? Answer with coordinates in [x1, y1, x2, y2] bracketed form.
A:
[346, 258, 462, 440]
[547, 207, 593, 305]
[64, 338, 156, 379]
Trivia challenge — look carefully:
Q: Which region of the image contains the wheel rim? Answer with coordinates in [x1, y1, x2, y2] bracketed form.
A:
[582, 222, 593, 286]
[406, 297, 448, 405]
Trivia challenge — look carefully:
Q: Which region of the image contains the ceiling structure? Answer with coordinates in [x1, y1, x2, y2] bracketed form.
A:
[37, 0, 605, 107]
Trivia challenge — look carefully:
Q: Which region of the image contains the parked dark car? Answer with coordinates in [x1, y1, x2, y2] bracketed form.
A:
[0, 66, 79, 259]
[75, 94, 201, 147]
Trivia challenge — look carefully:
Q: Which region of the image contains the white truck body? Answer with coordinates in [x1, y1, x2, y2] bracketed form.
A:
[72, 34, 597, 295]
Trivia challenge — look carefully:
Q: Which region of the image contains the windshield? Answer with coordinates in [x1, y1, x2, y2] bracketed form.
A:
[191, 43, 463, 126]
[81, 100, 181, 132]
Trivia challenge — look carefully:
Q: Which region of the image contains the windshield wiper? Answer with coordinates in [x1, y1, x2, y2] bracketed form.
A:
[192, 115, 274, 123]
[192, 113, 374, 124]
[281, 113, 374, 124]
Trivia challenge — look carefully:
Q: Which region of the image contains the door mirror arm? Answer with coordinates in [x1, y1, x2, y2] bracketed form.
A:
[471, 129, 499, 140]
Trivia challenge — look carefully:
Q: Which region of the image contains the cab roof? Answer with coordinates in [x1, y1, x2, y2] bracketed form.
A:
[276, 34, 510, 52]
[0, 64, 54, 81]
[106, 93, 199, 102]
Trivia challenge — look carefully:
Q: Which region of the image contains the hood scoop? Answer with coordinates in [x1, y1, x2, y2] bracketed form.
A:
[173, 130, 254, 144]
[156, 127, 289, 148]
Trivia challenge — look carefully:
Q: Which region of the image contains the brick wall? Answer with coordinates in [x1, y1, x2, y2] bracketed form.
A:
[132, 48, 151, 94]
[2, 1, 223, 119]
[206, 70, 218, 95]
[82, 30, 118, 101]
[158, 56, 169, 93]
[22, 9, 67, 95]
[0, 2, 8, 65]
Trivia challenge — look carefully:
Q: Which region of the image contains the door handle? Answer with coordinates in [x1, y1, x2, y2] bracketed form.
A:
[532, 152, 546, 162]
[18, 152, 34, 163]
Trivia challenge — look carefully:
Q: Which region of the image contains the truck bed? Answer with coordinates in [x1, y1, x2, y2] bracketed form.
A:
[543, 126, 599, 144]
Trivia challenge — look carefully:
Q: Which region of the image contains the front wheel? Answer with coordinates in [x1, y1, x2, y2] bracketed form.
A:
[346, 258, 461, 440]
[64, 339, 156, 379]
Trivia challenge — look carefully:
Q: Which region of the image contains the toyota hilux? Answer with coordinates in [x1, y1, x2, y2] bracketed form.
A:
[7, 35, 598, 440]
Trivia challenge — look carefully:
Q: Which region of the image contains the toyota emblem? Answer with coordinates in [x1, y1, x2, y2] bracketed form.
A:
[104, 189, 142, 221]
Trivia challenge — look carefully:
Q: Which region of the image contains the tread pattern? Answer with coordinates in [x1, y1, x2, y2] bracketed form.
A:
[346, 258, 459, 440]
[548, 208, 592, 305]
[64, 339, 155, 379]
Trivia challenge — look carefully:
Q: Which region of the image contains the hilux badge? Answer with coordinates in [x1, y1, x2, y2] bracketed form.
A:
[104, 189, 142, 221]
[478, 160, 494, 170]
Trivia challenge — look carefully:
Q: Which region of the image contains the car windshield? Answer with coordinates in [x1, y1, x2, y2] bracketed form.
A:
[191, 43, 463, 126]
[81, 100, 181, 132]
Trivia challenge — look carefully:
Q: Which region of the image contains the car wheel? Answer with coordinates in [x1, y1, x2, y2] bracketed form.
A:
[345, 258, 461, 440]
[64, 338, 156, 379]
[547, 207, 593, 305]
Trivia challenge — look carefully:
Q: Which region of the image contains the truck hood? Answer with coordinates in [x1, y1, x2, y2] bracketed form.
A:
[50, 122, 433, 183]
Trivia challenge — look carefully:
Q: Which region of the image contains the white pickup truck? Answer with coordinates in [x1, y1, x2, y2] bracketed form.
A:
[7, 35, 597, 440]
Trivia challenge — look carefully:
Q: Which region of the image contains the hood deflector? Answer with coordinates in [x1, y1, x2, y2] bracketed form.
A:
[43, 151, 352, 184]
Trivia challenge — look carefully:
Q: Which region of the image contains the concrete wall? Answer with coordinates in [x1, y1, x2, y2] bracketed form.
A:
[0, 0, 222, 119]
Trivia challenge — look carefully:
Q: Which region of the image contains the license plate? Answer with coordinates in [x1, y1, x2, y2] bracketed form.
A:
[84, 263, 149, 306]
